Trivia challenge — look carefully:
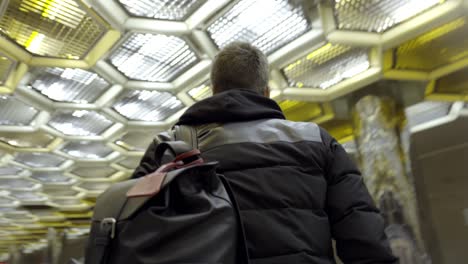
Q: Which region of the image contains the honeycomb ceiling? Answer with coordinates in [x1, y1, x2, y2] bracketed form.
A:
[1, 0, 468, 256]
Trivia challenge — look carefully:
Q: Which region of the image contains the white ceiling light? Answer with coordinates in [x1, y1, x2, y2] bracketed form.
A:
[113, 90, 184, 122]
[332, 0, 442, 33]
[0, 96, 39, 126]
[9, 192, 48, 204]
[61, 141, 114, 159]
[0, 178, 40, 191]
[207, 0, 310, 54]
[30, 172, 76, 185]
[282, 44, 370, 89]
[109, 33, 199, 82]
[14, 152, 66, 168]
[48, 110, 113, 136]
[0, 166, 24, 176]
[28, 67, 111, 104]
[118, 0, 207, 20]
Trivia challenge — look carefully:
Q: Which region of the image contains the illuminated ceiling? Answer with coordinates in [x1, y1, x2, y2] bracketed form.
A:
[0, 0, 468, 256]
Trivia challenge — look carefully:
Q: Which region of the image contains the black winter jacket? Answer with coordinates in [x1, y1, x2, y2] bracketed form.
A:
[132, 89, 397, 264]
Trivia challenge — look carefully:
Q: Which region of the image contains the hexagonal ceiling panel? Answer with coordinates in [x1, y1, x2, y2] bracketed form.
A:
[207, 0, 310, 54]
[30, 171, 76, 186]
[118, 0, 207, 20]
[9, 191, 48, 204]
[14, 152, 66, 168]
[48, 110, 113, 136]
[0, 0, 108, 59]
[0, 165, 24, 176]
[0, 0, 465, 254]
[108, 33, 199, 82]
[392, 17, 468, 72]
[113, 90, 184, 122]
[0, 96, 39, 126]
[282, 44, 370, 89]
[0, 178, 40, 191]
[27, 67, 111, 104]
[60, 141, 114, 159]
[332, 0, 442, 33]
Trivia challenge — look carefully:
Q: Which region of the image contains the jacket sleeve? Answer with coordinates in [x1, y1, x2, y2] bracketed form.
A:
[321, 128, 398, 263]
[131, 131, 173, 179]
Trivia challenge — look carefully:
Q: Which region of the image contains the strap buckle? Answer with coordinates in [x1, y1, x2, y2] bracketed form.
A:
[100, 217, 116, 239]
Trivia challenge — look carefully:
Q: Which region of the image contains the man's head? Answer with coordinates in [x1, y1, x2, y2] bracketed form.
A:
[211, 42, 269, 96]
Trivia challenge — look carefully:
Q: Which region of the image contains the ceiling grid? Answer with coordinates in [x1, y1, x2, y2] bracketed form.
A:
[0, 0, 467, 254]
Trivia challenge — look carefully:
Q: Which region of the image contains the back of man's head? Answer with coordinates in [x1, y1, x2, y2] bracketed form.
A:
[211, 42, 269, 95]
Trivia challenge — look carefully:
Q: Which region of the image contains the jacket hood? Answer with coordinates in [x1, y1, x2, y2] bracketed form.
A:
[177, 89, 285, 125]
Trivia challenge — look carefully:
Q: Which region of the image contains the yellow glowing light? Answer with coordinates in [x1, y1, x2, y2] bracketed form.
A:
[24, 31, 46, 53]
[285, 60, 301, 71]
[407, 18, 465, 48]
[297, 82, 304, 88]
[19, 0, 83, 28]
[306, 43, 351, 64]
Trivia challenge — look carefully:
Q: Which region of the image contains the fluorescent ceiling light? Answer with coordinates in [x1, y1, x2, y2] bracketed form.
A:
[332, 0, 442, 33]
[15, 152, 65, 168]
[14, 152, 66, 168]
[48, 110, 113, 136]
[109, 33, 199, 82]
[0, 178, 39, 191]
[0, 0, 107, 58]
[0, 166, 24, 176]
[29, 67, 110, 104]
[61, 141, 113, 159]
[207, 0, 310, 54]
[9, 192, 48, 203]
[113, 90, 184, 122]
[282, 44, 370, 89]
[118, 0, 207, 20]
[30, 172, 75, 185]
[0, 96, 39, 126]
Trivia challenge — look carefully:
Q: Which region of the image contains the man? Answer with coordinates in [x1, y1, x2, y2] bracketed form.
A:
[132, 42, 397, 263]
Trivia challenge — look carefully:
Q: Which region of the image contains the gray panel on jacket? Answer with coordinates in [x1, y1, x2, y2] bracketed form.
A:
[198, 119, 321, 150]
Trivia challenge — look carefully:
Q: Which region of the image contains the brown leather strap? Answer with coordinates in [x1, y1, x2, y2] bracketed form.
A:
[126, 171, 167, 197]
[174, 149, 201, 162]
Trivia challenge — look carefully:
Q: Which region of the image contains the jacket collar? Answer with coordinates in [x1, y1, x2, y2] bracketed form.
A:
[177, 89, 285, 125]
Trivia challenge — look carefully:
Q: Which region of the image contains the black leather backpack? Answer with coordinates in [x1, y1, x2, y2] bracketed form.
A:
[85, 138, 249, 264]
